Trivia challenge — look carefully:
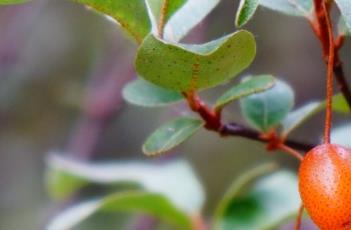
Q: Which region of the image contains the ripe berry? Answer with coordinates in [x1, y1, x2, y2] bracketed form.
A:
[298, 144, 351, 229]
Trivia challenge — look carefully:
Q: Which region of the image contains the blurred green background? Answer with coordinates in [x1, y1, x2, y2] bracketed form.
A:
[0, 0, 350, 229]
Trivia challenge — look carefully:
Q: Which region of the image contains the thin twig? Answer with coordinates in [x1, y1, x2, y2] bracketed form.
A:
[311, 0, 351, 110]
[183, 92, 315, 151]
[321, 1, 335, 143]
[278, 143, 304, 161]
[295, 204, 304, 230]
[157, 0, 169, 38]
[221, 123, 314, 152]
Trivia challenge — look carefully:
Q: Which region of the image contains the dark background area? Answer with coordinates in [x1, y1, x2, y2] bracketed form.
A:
[0, 0, 350, 229]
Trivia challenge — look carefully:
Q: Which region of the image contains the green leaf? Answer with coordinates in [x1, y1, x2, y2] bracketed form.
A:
[239, 79, 294, 132]
[146, 0, 220, 42]
[213, 164, 300, 230]
[259, 0, 313, 17]
[74, 0, 151, 43]
[146, 0, 186, 24]
[163, 0, 220, 42]
[281, 101, 321, 136]
[314, 93, 350, 114]
[47, 168, 90, 200]
[338, 16, 351, 36]
[0, 0, 29, 4]
[215, 75, 275, 110]
[235, 0, 259, 27]
[47, 191, 192, 230]
[335, 0, 351, 31]
[46, 154, 205, 214]
[331, 124, 351, 148]
[145, 0, 186, 35]
[122, 79, 183, 107]
[143, 117, 204, 156]
[136, 30, 256, 91]
[317, 93, 349, 113]
[331, 93, 350, 113]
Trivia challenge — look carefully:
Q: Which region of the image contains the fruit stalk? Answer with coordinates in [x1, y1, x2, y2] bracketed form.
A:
[311, 0, 351, 111]
[321, 1, 335, 144]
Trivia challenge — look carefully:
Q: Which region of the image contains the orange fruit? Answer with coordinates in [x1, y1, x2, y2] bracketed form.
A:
[298, 144, 351, 230]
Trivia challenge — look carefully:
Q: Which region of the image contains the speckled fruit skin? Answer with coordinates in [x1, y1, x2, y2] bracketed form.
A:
[299, 144, 351, 230]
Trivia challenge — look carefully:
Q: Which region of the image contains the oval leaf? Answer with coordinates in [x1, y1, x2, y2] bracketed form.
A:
[136, 30, 256, 91]
[214, 164, 300, 230]
[235, 0, 259, 27]
[145, 0, 186, 36]
[122, 79, 183, 107]
[259, 0, 312, 17]
[335, 0, 351, 31]
[239, 79, 294, 132]
[281, 101, 321, 136]
[163, 0, 220, 42]
[74, 0, 151, 43]
[143, 117, 204, 156]
[215, 75, 275, 110]
[46, 154, 205, 214]
[47, 191, 192, 230]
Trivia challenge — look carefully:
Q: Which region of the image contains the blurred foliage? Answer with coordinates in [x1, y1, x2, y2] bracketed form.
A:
[0, 0, 351, 230]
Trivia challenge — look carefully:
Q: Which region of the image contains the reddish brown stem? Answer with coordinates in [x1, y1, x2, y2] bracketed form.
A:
[183, 92, 222, 131]
[157, 0, 169, 38]
[263, 131, 304, 160]
[295, 204, 304, 230]
[278, 143, 304, 161]
[311, 0, 351, 111]
[318, 1, 335, 144]
[183, 92, 314, 151]
[222, 123, 314, 151]
[313, 0, 330, 56]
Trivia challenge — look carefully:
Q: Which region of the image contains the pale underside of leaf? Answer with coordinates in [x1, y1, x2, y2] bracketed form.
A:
[47, 192, 192, 230]
[259, 0, 313, 17]
[122, 79, 184, 107]
[338, 16, 351, 36]
[47, 154, 205, 214]
[145, 0, 186, 36]
[282, 101, 321, 136]
[163, 0, 220, 42]
[335, 0, 351, 31]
